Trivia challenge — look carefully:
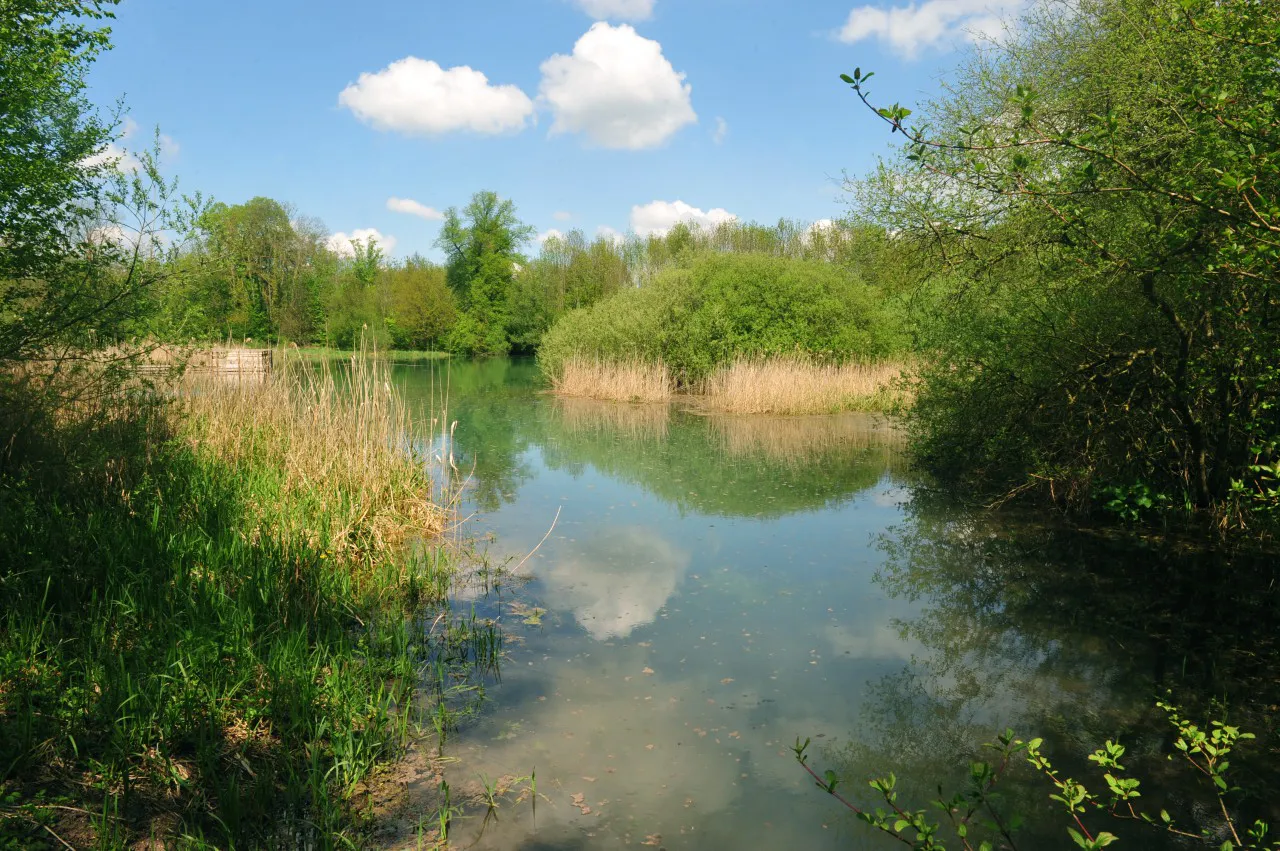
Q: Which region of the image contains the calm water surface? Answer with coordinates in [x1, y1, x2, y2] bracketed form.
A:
[377, 358, 1274, 850]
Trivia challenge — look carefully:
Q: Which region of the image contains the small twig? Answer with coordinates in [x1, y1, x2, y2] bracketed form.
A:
[509, 506, 561, 574]
[43, 824, 76, 851]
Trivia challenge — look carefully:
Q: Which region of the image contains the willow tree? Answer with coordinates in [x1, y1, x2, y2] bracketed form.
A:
[850, 0, 1280, 526]
[435, 190, 534, 356]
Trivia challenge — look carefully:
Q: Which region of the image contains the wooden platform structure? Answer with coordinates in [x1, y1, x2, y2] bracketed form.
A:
[133, 347, 273, 376]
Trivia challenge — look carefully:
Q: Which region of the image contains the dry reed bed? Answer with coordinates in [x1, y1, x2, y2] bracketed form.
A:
[698, 357, 909, 415]
[551, 356, 672, 403]
[549, 354, 910, 414]
[181, 354, 442, 554]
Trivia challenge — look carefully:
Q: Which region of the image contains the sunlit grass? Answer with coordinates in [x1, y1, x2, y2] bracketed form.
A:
[182, 351, 445, 555]
[548, 354, 909, 414]
[0, 349, 496, 847]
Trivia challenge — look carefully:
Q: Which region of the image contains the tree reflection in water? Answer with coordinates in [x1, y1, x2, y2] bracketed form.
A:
[818, 489, 1280, 848]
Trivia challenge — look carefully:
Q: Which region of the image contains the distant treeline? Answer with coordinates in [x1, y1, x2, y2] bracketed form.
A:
[146, 190, 908, 358]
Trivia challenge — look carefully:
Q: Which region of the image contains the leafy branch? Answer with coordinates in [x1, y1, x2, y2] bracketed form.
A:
[796, 702, 1278, 850]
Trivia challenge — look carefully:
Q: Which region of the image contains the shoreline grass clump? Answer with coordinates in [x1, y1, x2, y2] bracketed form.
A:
[0, 352, 484, 848]
[550, 356, 672, 403]
[183, 352, 444, 554]
[538, 252, 908, 388]
[698, 356, 909, 415]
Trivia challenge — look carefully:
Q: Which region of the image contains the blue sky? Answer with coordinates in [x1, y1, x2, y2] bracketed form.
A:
[87, 0, 1016, 259]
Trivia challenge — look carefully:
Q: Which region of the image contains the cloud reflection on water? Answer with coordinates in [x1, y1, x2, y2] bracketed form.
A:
[540, 526, 690, 640]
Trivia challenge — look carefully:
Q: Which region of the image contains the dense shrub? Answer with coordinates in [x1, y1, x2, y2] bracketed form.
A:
[851, 0, 1280, 525]
[539, 252, 905, 386]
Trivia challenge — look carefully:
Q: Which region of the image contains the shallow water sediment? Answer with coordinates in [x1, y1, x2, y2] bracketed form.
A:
[377, 357, 1280, 851]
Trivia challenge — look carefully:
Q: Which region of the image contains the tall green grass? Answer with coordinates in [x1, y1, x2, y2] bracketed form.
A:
[0, 354, 495, 848]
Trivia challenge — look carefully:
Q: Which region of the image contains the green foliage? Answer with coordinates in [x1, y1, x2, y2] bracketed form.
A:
[540, 251, 906, 385]
[0, 1, 208, 363]
[192, 197, 307, 338]
[436, 191, 535, 357]
[0, 381, 482, 846]
[0, 0, 118, 284]
[508, 230, 631, 352]
[798, 702, 1276, 850]
[382, 255, 456, 350]
[155, 206, 457, 352]
[849, 0, 1280, 526]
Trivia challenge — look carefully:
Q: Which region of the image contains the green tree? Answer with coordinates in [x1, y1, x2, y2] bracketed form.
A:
[0, 0, 154, 361]
[848, 0, 1280, 525]
[509, 230, 630, 351]
[325, 236, 385, 348]
[0, 0, 118, 283]
[383, 255, 456, 350]
[540, 252, 903, 385]
[196, 197, 300, 339]
[435, 190, 534, 356]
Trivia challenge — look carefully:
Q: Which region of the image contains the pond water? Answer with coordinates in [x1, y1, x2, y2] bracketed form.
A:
[380, 358, 1279, 850]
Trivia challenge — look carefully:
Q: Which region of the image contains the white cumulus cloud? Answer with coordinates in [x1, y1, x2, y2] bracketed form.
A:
[327, 228, 397, 257]
[83, 143, 144, 174]
[572, 0, 655, 21]
[339, 58, 534, 136]
[83, 118, 180, 173]
[630, 200, 737, 237]
[537, 228, 566, 245]
[539, 23, 696, 150]
[83, 117, 143, 173]
[712, 116, 728, 145]
[387, 197, 444, 220]
[596, 225, 625, 244]
[837, 0, 1021, 58]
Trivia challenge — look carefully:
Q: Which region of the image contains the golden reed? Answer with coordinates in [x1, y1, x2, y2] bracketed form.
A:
[551, 356, 673, 403]
[698, 356, 908, 415]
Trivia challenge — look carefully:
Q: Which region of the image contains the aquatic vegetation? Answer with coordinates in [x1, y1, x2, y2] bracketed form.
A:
[539, 252, 907, 388]
[182, 347, 446, 555]
[697, 356, 911, 415]
[550, 356, 673, 403]
[549, 353, 909, 413]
